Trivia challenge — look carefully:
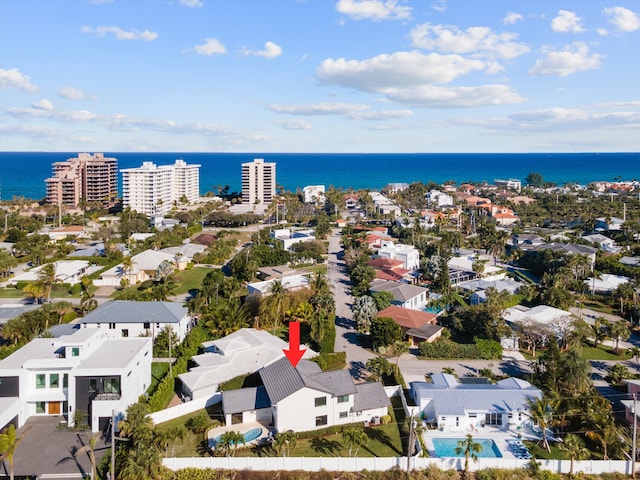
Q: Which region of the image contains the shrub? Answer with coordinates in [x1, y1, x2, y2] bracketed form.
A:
[380, 415, 392, 425]
[312, 352, 346, 371]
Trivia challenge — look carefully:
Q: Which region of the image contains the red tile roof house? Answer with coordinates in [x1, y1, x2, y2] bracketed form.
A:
[368, 258, 412, 282]
[377, 305, 442, 346]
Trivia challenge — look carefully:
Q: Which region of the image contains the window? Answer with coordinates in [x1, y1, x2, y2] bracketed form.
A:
[104, 377, 120, 394]
[63, 374, 68, 388]
[49, 374, 59, 388]
[337, 395, 349, 403]
[315, 415, 328, 427]
[36, 374, 46, 389]
[143, 322, 150, 330]
[485, 413, 503, 426]
[109, 323, 116, 329]
[314, 396, 327, 407]
[72, 347, 80, 357]
[36, 401, 45, 414]
[339, 411, 348, 419]
[122, 329, 129, 337]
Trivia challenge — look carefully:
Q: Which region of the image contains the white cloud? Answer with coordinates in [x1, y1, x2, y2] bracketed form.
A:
[410, 23, 529, 59]
[274, 119, 313, 130]
[382, 84, 525, 108]
[267, 102, 369, 116]
[0, 68, 38, 92]
[317, 51, 487, 90]
[506, 107, 640, 131]
[349, 109, 413, 120]
[243, 41, 283, 59]
[597, 28, 609, 36]
[551, 10, 585, 33]
[193, 38, 227, 56]
[335, 0, 411, 21]
[7, 107, 98, 123]
[431, 0, 447, 12]
[32, 99, 53, 110]
[81, 25, 158, 41]
[529, 42, 602, 77]
[179, 0, 203, 7]
[503, 12, 523, 25]
[58, 86, 91, 100]
[603, 6, 640, 32]
[0, 124, 66, 138]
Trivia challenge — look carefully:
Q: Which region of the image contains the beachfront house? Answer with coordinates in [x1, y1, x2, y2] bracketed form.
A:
[410, 373, 542, 433]
[79, 300, 193, 342]
[0, 328, 151, 433]
[221, 357, 389, 432]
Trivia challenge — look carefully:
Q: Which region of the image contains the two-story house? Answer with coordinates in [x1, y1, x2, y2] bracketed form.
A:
[221, 357, 389, 432]
[0, 328, 151, 433]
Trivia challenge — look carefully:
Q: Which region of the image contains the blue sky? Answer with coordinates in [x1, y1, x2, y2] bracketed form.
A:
[1, 0, 639, 153]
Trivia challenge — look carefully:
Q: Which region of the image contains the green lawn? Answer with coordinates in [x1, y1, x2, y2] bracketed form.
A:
[172, 267, 210, 295]
[0, 285, 79, 299]
[148, 362, 170, 395]
[581, 344, 631, 361]
[0, 288, 24, 298]
[155, 405, 222, 457]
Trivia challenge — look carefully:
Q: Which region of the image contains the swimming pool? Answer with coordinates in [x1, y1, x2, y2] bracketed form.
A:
[432, 438, 503, 458]
[214, 427, 263, 446]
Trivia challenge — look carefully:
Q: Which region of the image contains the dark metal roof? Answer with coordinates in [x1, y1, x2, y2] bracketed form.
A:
[222, 386, 271, 415]
[459, 377, 492, 385]
[353, 382, 390, 412]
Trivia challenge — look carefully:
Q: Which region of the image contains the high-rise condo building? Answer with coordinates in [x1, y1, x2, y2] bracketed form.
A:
[45, 153, 118, 207]
[121, 159, 200, 216]
[241, 158, 276, 205]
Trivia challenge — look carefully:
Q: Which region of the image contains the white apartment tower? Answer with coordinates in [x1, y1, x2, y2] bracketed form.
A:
[121, 160, 200, 216]
[242, 158, 276, 205]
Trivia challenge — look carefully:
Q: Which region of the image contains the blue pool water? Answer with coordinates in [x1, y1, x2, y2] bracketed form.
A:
[432, 438, 503, 458]
[214, 427, 263, 446]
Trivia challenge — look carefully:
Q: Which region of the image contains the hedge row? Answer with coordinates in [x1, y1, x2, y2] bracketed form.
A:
[418, 338, 502, 360]
[312, 351, 346, 371]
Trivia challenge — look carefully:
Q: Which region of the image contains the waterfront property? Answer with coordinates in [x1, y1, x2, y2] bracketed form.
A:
[0, 328, 151, 433]
[242, 158, 276, 205]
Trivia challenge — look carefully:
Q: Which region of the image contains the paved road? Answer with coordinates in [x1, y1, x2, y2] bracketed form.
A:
[327, 229, 375, 380]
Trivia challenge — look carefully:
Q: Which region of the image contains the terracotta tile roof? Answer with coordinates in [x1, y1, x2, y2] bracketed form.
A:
[377, 305, 437, 330]
[368, 258, 404, 269]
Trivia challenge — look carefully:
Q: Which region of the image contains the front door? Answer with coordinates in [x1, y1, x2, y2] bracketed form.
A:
[49, 402, 61, 414]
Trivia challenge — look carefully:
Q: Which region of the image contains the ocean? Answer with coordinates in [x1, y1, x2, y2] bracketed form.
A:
[0, 151, 638, 201]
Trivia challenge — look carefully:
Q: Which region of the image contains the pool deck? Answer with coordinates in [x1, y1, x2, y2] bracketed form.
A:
[207, 421, 272, 450]
[422, 426, 541, 459]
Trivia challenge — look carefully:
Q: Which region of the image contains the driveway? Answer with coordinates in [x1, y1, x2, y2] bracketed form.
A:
[327, 229, 376, 380]
[10, 416, 109, 478]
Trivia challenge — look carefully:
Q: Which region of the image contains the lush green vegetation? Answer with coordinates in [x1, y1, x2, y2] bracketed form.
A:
[172, 267, 210, 295]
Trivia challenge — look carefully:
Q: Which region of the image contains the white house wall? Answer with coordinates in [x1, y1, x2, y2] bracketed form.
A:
[273, 387, 356, 432]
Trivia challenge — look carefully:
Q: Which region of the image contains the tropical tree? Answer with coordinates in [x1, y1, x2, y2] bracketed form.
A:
[352, 295, 378, 334]
[393, 340, 410, 375]
[454, 434, 483, 478]
[217, 431, 245, 457]
[630, 346, 640, 368]
[559, 433, 590, 476]
[591, 317, 610, 348]
[342, 428, 369, 457]
[365, 357, 392, 382]
[73, 433, 101, 479]
[527, 397, 556, 452]
[272, 430, 297, 457]
[370, 316, 403, 350]
[609, 320, 630, 352]
[0, 424, 28, 480]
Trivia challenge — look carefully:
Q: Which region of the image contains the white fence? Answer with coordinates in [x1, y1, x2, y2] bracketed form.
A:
[149, 393, 221, 425]
[163, 456, 632, 475]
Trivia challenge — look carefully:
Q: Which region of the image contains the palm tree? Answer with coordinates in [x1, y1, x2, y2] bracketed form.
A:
[73, 433, 100, 479]
[527, 397, 556, 452]
[38, 262, 58, 303]
[80, 291, 98, 315]
[272, 430, 297, 457]
[366, 357, 392, 382]
[609, 320, 630, 352]
[218, 431, 245, 457]
[0, 425, 30, 480]
[630, 346, 640, 369]
[454, 434, 483, 478]
[559, 433, 590, 476]
[264, 279, 288, 334]
[393, 340, 410, 375]
[121, 256, 135, 283]
[591, 317, 610, 348]
[342, 428, 369, 457]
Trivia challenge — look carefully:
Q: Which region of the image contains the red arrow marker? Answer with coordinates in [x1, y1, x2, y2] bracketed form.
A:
[283, 321, 306, 368]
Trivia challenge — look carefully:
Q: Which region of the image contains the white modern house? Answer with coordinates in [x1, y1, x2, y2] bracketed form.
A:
[270, 228, 315, 251]
[303, 185, 325, 204]
[377, 240, 420, 271]
[178, 328, 317, 400]
[222, 357, 390, 432]
[246, 274, 311, 297]
[79, 300, 193, 342]
[0, 328, 151, 433]
[369, 279, 429, 311]
[410, 373, 542, 432]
